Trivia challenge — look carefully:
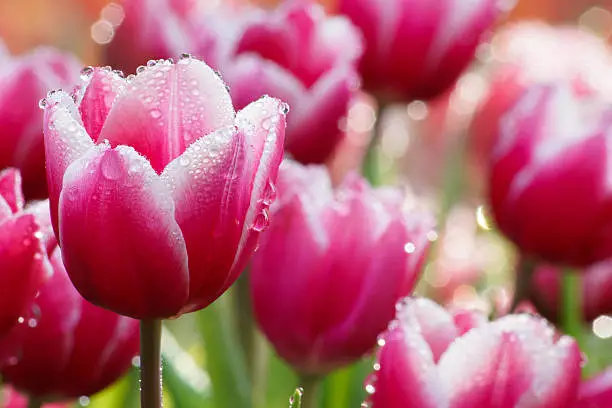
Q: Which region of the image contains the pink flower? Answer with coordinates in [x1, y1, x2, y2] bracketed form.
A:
[198, 0, 362, 164]
[369, 297, 582, 408]
[105, 0, 201, 74]
[470, 22, 612, 174]
[488, 83, 612, 267]
[573, 367, 612, 408]
[42, 57, 286, 319]
[0, 169, 52, 337]
[250, 160, 434, 375]
[529, 260, 612, 323]
[0, 205, 139, 399]
[0, 45, 80, 199]
[337, 0, 511, 103]
[2, 387, 66, 408]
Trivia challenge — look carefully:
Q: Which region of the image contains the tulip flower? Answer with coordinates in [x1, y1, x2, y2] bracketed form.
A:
[0, 206, 139, 400]
[0, 169, 52, 337]
[573, 367, 612, 408]
[488, 83, 612, 267]
[528, 260, 612, 323]
[1, 387, 66, 408]
[105, 0, 201, 74]
[0, 45, 80, 199]
[42, 57, 286, 320]
[470, 22, 612, 173]
[336, 0, 511, 104]
[368, 297, 582, 408]
[250, 160, 434, 376]
[197, 1, 362, 164]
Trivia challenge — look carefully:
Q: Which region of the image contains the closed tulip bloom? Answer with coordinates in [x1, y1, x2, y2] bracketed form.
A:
[0, 169, 52, 337]
[489, 83, 612, 267]
[199, 1, 362, 164]
[529, 260, 612, 323]
[0, 46, 80, 199]
[369, 297, 582, 408]
[470, 22, 612, 171]
[42, 58, 286, 319]
[251, 160, 434, 375]
[0, 224, 139, 400]
[105, 0, 200, 74]
[337, 0, 511, 103]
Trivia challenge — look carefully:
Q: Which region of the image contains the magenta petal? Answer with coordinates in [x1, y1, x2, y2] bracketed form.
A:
[78, 68, 126, 140]
[43, 93, 95, 238]
[99, 59, 236, 173]
[59, 144, 189, 319]
[0, 214, 51, 336]
[0, 169, 24, 214]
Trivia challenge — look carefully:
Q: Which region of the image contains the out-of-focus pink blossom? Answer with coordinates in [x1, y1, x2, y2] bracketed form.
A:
[1, 387, 65, 408]
[529, 260, 612, 323]
[251, 160, 434, 375]
[369, 297, 582, 408]
[471, 22, 612, 172]
[0, 45, 80, 199]
[105, 0, 202, 74]
[337, 0, 512, 103]
[0, 202, 139, 399]
[42, 57, 286, 319]
[489, 83, 612, 267]
[573, 367, 612, 408]
[198, 0, 362, 164]
[0, 169, 52, 337]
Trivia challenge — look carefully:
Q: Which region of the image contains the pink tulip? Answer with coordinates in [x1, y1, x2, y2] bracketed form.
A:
[368, 297, 582, 408]
[336, 0, 511, 103]
[250, 160, 434, 375]
[529, 260, 612, 323]
[470, 22, 612, 174]
[42, 57, 286, 319]
[0, 45, 80, 199]
[197, 0, 362, 164]
[488, 83, 612, 267]
[0, 169, 52, 337]
[105, 0, 201, 74]
[0, 203, 139, 399]
[574, 367, 612, 408]
[1, 387, 66, 408]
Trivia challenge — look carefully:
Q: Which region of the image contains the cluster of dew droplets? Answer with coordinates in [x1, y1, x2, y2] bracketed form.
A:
[288, 387, 304, 408]
[38, 88, 64, 110]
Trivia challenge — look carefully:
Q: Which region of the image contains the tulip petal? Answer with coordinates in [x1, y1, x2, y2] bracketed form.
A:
[0, 169, 24, 214]
[59, 144, 189, 319]
[99, 59, 236, 173]
[43, 92, 95, 237]
[78, 68, 126, 140]
[0, 214, 51, 336]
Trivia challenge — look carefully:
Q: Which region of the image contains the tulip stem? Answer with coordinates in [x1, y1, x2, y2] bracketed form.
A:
[297, 374, 322, 408]
[27, 398, 42, 408]
[140, 319, 163, 408]
[561, 269, 584, 349]
[362, 103, 387, 186]
[510, 256, 535, 313]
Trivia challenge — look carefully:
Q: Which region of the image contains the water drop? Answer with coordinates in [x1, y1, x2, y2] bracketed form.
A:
[147, 60, 157, 67]
[38, 98, 47, 110]
[262, 181, 277, 206]
[280, 102, 290, 114]
[150, 109, 162, 119]
[136, 65, 146, 74]
[78, 396, 91, 406]
[179, 156, 190, 167]
[80, 66, 94, 81]
[403, 242, 416, 254]
[27, 318, 38, 328]
[179, 53, 192, 60]
[252, 209, 270, 232]
[17, 317, 24, 324]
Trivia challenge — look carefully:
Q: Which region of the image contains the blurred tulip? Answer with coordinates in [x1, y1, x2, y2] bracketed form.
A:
[250, 160, 434, 375]
[198, 0, 362, 164]
[471, 22, 612, 173]
[574, 366, 612, 408]
[0, 169, 52, 337]
[0, 46, 80, 199]
[105, 0, 201, 73]
[368, 297, 582, 408]
[42, 58, 286, 319]
[336, 0, 511, 104]
[1, 387, 65, 408]
[0, 204, 139, 400]
[529, 260, 612, 323]
[489, 83, 612, 267]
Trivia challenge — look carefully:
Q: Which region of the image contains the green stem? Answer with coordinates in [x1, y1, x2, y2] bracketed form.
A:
[234, 272, 255, 370]
[297, 374, 322, 408]
[510, 256, 535, 313]
[27, 398, 42, 408]
[140, 319, 163, 408]
[561, 269, 584, 349]
[361, 104, 386, 186]
[252, 331, 270, 408]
